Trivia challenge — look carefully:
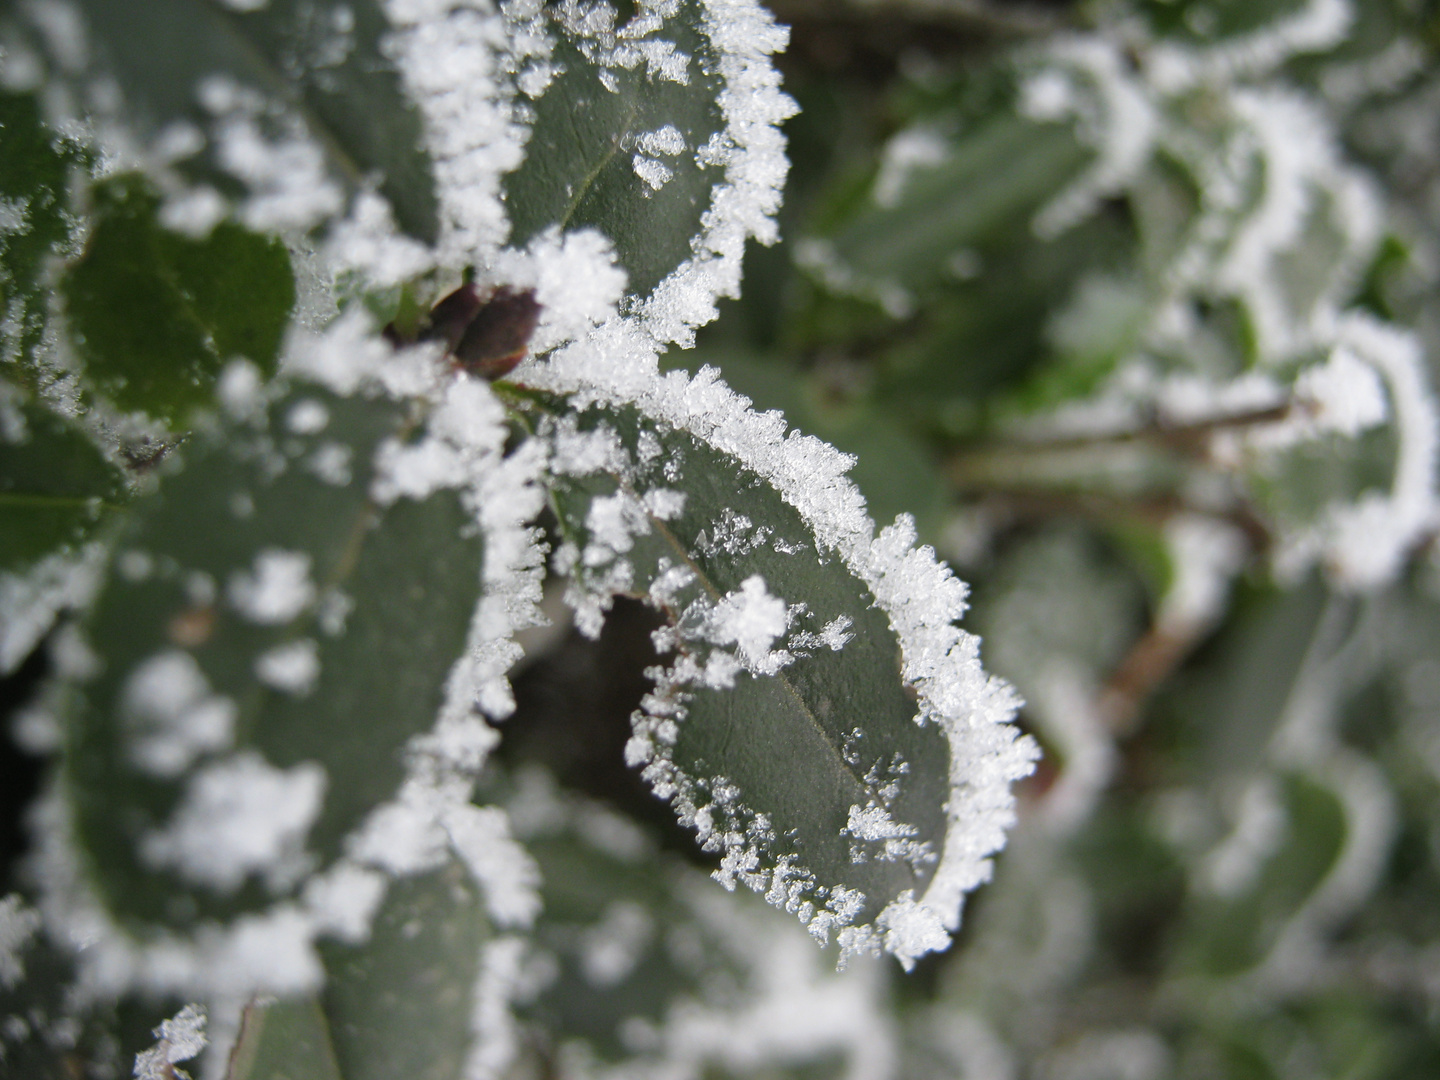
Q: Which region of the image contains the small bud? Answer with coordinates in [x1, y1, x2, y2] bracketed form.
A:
[452, 286, 542, 380]
[421, 283, 485, 353]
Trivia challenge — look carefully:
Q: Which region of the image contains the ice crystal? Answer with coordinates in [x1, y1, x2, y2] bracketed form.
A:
[133, 1004, 207, 1080]
[122, 650, 237, 777]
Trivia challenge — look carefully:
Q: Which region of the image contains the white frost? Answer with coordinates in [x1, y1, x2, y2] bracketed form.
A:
[227, 549, 315, 625]
[141, 751, 326, 893]
[254, 639, 321, 696]
[122, 650, 237, 777]
[133, 1004, 207, 1080]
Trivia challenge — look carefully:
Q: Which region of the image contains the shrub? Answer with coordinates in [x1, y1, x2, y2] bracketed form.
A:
[2, 0, 1439, 1078]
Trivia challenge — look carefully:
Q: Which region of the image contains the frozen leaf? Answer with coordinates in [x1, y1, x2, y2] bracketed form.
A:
[35, 0, 438, 240]
[521, 352, 1035, 969]
[0, 393, 128, 672]
[490, 766, 898, 1079]
[227, 858, 500, 1080]
[502, 0, 796, 344]
[61, 174, 295, 425]
[45, 321, 544, 1004]
[503, 0, 727, 299]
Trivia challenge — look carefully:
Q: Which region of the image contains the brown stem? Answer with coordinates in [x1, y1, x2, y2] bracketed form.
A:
[965, 489, 1273, 555]
[949, 400, 1295, 470]
[1097, 621, 1205, 736]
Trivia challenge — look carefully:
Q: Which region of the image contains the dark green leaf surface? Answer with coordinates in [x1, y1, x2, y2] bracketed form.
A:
[319, 862, 489, 1080]
[504, 0, 726, 297]
[62, 380, 485, 931]
[227, 995, 344, 1080]
[543, 402, 953, 934]
[62, 174, 295, 424]
[0, 396, 128, 572]
[67, 0, 437, 241]
[228, 862, 490, 1080]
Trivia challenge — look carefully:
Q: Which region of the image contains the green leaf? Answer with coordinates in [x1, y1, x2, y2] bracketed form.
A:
[61, 375, 486, 932]
[62, 0, 438, 241]
[0, 395, 127, 573]
[0, 90, 88, 383]
[816, 113, 1090, 297]
[229, 862, 492, 1080]
[502, 0, 726, 297]
[62, 174, 295, 424]
[226, 996, 344, 1080]
[319, 862, 491, 1080]
[530, 394, 1002, 963]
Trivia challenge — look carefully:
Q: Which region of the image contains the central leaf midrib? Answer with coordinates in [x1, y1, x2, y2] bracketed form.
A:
[642, 494, 876, 804]
[558, 99, 641, 231]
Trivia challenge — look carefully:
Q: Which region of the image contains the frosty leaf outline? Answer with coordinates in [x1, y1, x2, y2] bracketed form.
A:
[523, 325, 1037, 968]
[38, 317, 544, 1016]
[387, 0, 795, 349]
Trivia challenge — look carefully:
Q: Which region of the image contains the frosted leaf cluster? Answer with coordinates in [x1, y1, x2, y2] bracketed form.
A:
[848, 0, 1438, 595]
[24, 322, 548, 1080]
[1, 0, 1042, 1071]
[1018, 1, 1436, 590]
